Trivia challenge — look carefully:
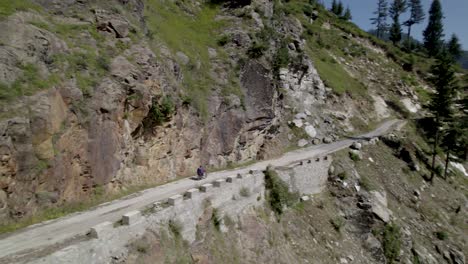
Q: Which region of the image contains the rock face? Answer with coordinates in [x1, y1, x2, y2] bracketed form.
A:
[369, 191, 392, 223]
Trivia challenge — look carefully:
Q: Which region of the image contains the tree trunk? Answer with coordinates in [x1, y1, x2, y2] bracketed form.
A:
[429, 116, 440, 183]
[443, 149, 450, 180]
[406, 25, 412, 46]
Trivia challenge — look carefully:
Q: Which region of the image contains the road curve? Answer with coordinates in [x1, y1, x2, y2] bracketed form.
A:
[0, 119, 402, 261]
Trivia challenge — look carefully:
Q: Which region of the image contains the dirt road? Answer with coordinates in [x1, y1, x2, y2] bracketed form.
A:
[0, 119, 402, 261]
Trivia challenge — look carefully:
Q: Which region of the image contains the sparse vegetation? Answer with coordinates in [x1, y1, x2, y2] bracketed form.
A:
[349, 151, 361, 161]
[382, 223, 401, 263]
[168, 219, 182, 237]
[264, 168, 299, 216]
[239, 187, 250, 197]
[435, 230, 448, 240]
[330, 216, 344, 232]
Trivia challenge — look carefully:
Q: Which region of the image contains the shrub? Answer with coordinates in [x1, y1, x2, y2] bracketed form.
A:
[217, 34, 230, 46]
[337, 171, 347, 180]
[239, 187, 250, 197]
[349, 151, 361, 161]
[330, 216, 344, 232]
[264, 168, 299, 216]
[383, 223, 401, 263]
[273, 42, 290, 76]
[168, 219, 182, 237]
[359, 176, 375, 191]
[144, 96, 174, 129]
[247, 42, 266, 58]
[212, 208, 222, 230]
[435, 231, 448, 240]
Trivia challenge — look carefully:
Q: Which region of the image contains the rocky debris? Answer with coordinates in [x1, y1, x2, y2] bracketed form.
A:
[304, 125, 317, 138]
[412, 245, 438, 264]
[350, 142, 362, 150]
[298, 139, 308, 147]
[369, 191, 392, 223]
[369, 137, 379, 145]
[449, 248, 465, 264]
[312, 138, 321, 145]
[380, 134, 401, 149]
[300, 195, 310, 201]
[323, 137, 333, 144]
[95, 9, 130, 38]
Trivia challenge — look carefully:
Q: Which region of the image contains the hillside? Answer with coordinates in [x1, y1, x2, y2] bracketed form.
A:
[0, 0, 466, 263]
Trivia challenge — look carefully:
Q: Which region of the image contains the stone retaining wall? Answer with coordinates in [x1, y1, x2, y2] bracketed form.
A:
[29, 157, 331, 264]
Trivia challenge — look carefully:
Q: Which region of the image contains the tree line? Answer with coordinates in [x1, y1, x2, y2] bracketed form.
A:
[370, 0, 466, 181]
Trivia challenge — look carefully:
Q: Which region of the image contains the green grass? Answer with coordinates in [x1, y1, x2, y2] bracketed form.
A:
[144, 0, 230, 119]
[382, 223, 401, 263]
[0, 0, 41, 18]
[264, 168, 299, 216]
[0, 64, 60, 100]
[312, 52, 368, 96]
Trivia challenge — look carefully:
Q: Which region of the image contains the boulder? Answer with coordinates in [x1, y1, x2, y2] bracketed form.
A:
[292, 119, 304, 128]
[351, 142, 362, 150]
[298, 139, 308, 147]
[370, 191, 392, 223]
[312, 138, 321, 145]
[304, 125, 317, 138]
[323, 137, 333, 144]
[295, 113, 307, 119]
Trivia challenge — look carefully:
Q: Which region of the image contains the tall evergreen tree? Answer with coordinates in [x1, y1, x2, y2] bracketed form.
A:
[447, 34, 462, 61]
[342, 6, 352, 21]
[403, 0, 425, 43]
[331, 0, 338, 14]
[423, 0, 444, 55]
[389, 0, 407, 45]
[371, 0, 389, 39]
[428, 53, 458, 182]
[336, 1, 344, 16]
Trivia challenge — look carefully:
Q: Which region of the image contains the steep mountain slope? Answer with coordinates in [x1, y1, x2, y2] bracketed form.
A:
[0, 0, 456, 233]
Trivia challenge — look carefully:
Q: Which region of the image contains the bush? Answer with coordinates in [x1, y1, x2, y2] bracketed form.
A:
[330, 216, 345, 232]
[435, 231, 448, 240]
[264, 168, 299, 216]
[247, 42, 266, 58]
[217, 34, 230, 46]
[273, 42, 290, 76]
[349, 151, 361, 161]
[359, 176, 375, 191]
[212, 208, 222, 230]
[239, 187, 250, 197]
[383, 223, 401, 263]
[337, 171, 347, 180]
[143, 96, 174, 129]
[168, 219, 182, 237]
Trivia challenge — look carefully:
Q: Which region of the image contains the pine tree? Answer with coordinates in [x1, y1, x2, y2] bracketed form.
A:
[336, 1, 344, 16]
[389, 0, 407, 45]
[428, 53, 458, 182]
[342, 6, 352, 21]
[371, 0, 389, 39]
[423, 0, 444, 55]
[331, 0, 338, 14]
[403, 0, 425, 44]
[447, 34, 462, 61]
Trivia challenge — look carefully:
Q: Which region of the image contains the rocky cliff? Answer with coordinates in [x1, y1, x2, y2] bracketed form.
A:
[0, 0, 424, 225]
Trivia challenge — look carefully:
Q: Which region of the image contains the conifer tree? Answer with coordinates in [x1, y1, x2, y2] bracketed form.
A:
[389, 0, 407, 45]
[371, 0, 389, 39]
[447, 34, 462, 61]
[336, 1, 344, 16]
[428, 53, 458, 182]
[331, 0, 338, 14]
[403, 0, 425, 43]
[342, 6, 352, 21]
[423, 0, 444, 55]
